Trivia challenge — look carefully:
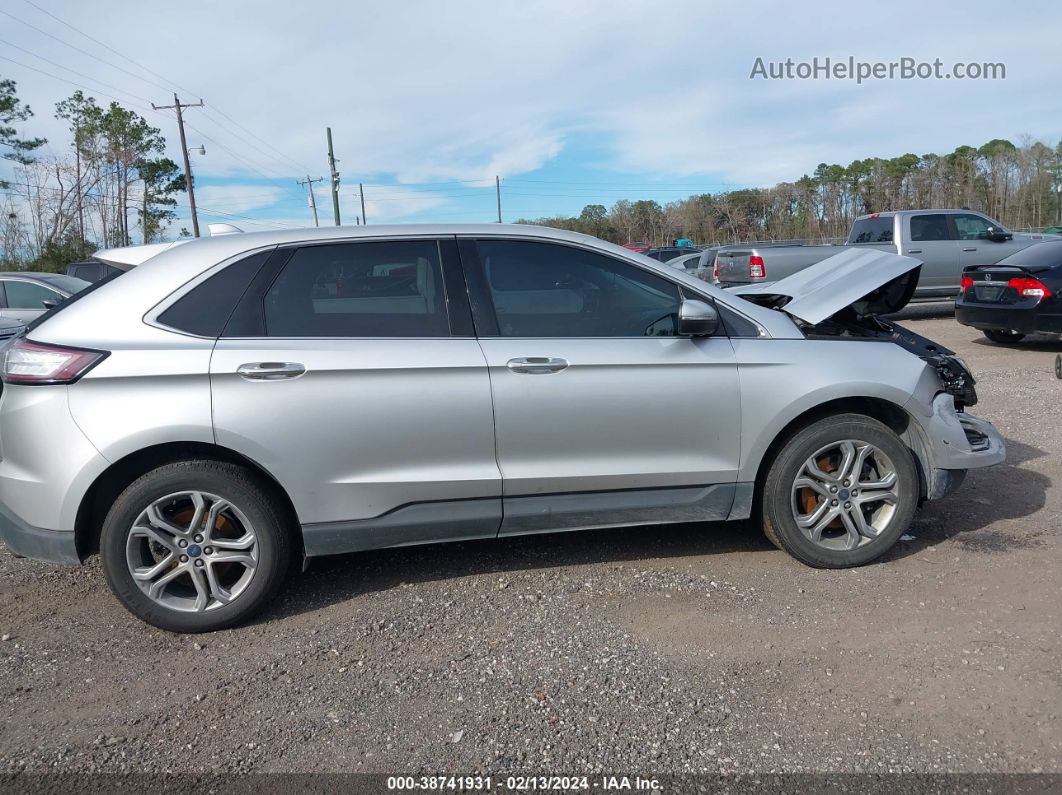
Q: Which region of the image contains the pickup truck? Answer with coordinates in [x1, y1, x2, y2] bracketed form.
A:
[713, 209, 1061, 300]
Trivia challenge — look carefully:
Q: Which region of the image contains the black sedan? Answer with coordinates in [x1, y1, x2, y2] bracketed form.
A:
[956, 241, 1062, 344]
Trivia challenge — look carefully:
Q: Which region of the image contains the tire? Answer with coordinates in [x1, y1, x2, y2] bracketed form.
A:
[100, 460, 292, 633]
[982, 328, 1025, 344]
[760, 413, 918, 568]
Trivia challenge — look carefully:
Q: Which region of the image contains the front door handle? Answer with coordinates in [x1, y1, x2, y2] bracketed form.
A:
[906, 249, 922, 254]
[506, 356, 569, 375]
[962, 247, 977, 252]
[237, 362, 306, 380]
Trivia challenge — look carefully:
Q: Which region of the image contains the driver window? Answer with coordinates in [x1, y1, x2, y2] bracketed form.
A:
[476, 240, 680, 337]
[953, 214, 995, 241]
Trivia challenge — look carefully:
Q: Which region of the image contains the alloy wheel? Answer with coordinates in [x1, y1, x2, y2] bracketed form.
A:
[790, 439, 900, 551]
[125, 491, 259, 612]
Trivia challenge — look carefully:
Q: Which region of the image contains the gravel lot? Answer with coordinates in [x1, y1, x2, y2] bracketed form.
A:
[1, 305, 1060, 780]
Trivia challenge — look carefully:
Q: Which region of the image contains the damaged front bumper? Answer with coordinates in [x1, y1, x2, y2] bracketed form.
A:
[914, 393, 1006, 500]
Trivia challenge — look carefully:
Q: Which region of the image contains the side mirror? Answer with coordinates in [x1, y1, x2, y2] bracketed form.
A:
[40, 299, 58, 310]
[677, 298, 719, 336]
[986, 227, 1012, 243]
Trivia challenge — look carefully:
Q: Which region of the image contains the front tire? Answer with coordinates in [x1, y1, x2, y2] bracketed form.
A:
[100, 460, 292, 633]
[761, 414, 918, 568]
[982, 328, 1025, 344]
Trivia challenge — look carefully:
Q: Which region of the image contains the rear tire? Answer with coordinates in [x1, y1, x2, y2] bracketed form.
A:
[761, 413, 918, 568]
[100, 460, 292, 633]
[983, 328, 1025, 344]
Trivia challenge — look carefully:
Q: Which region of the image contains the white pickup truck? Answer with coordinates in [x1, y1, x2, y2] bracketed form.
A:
[713, 209, 1060, 299]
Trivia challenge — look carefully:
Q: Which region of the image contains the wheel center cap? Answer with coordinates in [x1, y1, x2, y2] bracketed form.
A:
[187, 544, 203, 558]
[838, 488, 850, 501]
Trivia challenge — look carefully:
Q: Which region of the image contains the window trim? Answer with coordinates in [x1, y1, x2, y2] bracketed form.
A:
[459, 235, 720, 340]
[219, 236, 472, 340]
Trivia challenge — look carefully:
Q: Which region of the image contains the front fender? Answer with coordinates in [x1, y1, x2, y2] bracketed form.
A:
[732, 338, 926, 482]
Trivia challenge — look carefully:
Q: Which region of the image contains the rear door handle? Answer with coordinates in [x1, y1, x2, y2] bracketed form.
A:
[906, 249, 922, 254]
[237, 362, 306, 380]
[962, 247, 977, 252]
[506, 356, 569, 375]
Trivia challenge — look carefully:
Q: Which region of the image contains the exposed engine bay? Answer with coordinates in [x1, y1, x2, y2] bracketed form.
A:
[804, 308, 978, 409]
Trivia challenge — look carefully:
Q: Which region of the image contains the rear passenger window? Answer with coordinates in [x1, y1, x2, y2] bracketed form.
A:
[910, 214, 952, 241]
[263, 240, 449, 337]
[158, 251, 271, 337]
[847, 217, 893, 244]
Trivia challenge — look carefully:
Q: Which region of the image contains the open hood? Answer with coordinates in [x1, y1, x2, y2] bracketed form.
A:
[729, 248, 921, 325]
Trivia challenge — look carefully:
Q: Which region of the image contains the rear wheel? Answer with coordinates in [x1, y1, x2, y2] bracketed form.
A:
[761, 414, 918, 568]
[100, 460, 292, 633]
[982, 328, 1025, 344]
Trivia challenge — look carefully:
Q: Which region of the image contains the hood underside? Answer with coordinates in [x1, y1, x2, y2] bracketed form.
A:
[729, 248, 922, 325]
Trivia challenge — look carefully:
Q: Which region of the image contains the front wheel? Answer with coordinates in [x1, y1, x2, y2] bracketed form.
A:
[100, 460, 292, 633]
[982, 328, 1025, 344]
[761, 413, 918, 568]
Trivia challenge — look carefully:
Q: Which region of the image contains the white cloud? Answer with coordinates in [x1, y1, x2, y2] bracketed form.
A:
[2, 0, 1058, 215]
[194, 184, 285, 214]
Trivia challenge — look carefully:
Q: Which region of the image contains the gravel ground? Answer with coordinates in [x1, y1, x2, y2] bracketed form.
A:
[1, 306, 1060, 779]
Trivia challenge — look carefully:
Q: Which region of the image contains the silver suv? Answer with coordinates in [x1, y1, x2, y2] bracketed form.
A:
[0, 226, 1004, 632]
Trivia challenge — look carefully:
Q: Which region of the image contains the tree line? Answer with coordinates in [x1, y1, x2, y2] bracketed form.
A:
[1, 77, 184, 272]
[518, 138, 1062, 247]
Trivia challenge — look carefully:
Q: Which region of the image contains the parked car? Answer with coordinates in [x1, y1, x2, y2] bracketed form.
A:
[665, 251, 713, 282]
[955, 240, 1062, 343]
[0, 273, 90, 322]
[646, 246, 700, 263]
[621, 241, 651, 253]
[0, 226, 1003, 632]
[0, 316, 26, 351]
[713, 210, 1061, 299]
[66, 260, 127, 283]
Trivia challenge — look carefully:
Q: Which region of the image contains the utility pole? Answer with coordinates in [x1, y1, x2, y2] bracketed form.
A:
[326, 127, 341, 225]
[297, 175, 323, 227]
[496, 175, 502, 223]
[359, 183, 366, 225]
[152, 93, 204, 237]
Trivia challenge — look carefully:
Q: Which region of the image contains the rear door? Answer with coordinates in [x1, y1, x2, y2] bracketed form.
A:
[209, 237, 501, 554]
[461, 237, 742, 535]
[904, 213, 959, 296]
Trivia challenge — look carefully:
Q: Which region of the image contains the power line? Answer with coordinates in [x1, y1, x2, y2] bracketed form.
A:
[0, 38, 155, 106]
[20, 0, 201, 97]
[0, 54, 157, 115]
[13, 0, 312, 182]
[0, 8, 176, 94]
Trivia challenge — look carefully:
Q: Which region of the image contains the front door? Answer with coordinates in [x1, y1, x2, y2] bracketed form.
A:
[953, 213, 1025, 272]
[460, 238, 742, 535]
[209, 237, 501, 555]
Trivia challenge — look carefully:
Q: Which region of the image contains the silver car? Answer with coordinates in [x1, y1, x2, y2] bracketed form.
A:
[0, 272, 90, 322]
[0, 226, 1004, 632]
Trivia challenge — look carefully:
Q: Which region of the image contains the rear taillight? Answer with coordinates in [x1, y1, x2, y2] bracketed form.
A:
[748, 255, 766, 280]
[960, 275, 974, 291]
[1, 339, 108, 385]
[1007, 276, 1051, 299]
[712, 256, 721, 282]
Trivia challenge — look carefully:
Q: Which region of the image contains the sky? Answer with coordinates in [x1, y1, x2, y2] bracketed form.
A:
[1, 0, 1060, 237]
